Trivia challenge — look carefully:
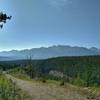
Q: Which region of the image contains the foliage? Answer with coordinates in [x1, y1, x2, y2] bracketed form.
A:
[60, 80, 65, 86]
[0, 74, 29, 100]
[1, 55, 100, 87]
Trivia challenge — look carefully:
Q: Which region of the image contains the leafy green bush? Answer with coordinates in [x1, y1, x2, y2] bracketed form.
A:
[60, 80, 65, 86]
[0, 75, 29, 100]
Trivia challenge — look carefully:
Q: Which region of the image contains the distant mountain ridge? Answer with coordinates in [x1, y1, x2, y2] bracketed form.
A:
[0, 45, 100, 60]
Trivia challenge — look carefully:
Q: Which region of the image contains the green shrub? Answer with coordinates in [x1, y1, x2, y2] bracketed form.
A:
[0, 75, 29, 100]
[42, 79, 46, 83]
[60, 80, 65, 86]
[73, 77, 85, 86]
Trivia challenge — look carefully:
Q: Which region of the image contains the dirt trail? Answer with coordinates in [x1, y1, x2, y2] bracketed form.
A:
[5, 74, 89, 100]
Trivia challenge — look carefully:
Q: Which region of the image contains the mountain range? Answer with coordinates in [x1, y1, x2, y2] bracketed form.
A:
[0, 45, 100, 60]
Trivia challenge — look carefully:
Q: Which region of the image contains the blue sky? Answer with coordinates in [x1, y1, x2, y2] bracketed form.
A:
[0, 0, 100, 51]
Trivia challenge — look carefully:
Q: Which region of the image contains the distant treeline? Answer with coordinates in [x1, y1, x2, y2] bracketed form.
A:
[0, 55, 100, 87]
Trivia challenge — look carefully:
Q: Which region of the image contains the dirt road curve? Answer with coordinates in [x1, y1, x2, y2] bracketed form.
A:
[6, 74, 89, 100]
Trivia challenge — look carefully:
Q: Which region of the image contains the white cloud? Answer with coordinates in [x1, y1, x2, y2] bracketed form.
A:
[47, 0, 72, 8]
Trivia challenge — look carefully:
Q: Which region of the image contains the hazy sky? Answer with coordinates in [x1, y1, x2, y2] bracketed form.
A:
[0, 0, 100, 51]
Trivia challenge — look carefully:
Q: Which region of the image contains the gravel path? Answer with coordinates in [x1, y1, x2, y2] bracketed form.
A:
[6, 74, 89, 100]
